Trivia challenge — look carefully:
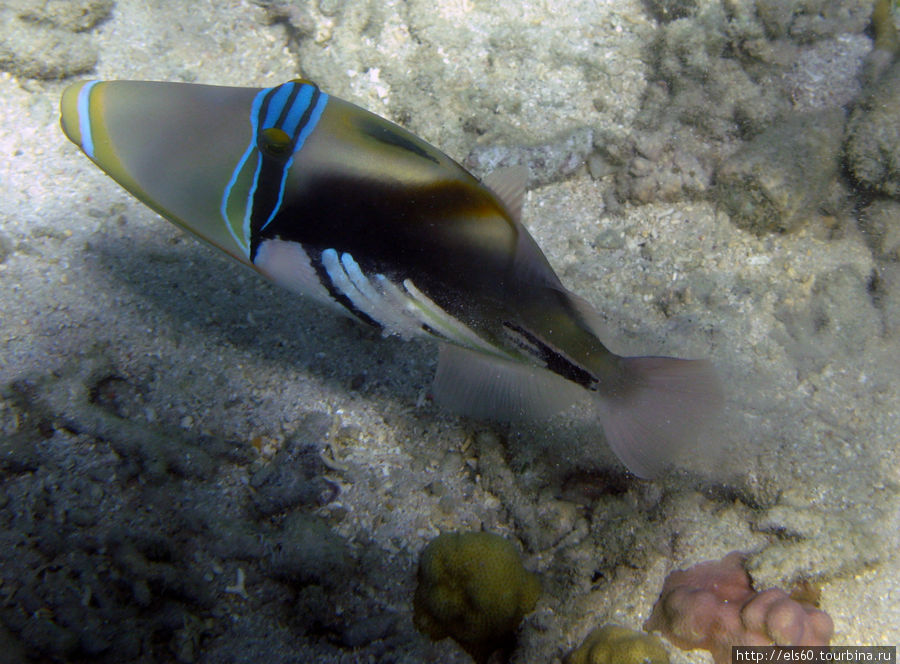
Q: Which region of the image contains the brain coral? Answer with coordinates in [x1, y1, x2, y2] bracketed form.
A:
[565, 624, 669, 664]
[413, 531, 540, 663]
[644, 551, 833, 664]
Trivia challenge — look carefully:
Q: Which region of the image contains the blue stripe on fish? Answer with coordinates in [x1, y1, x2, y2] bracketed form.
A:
[262, 82, 295, 128]
[77, 80, 101, 159]
[257, 84, 328, 233]
[220, 89, 266, 256]
[220, 81, 329, 257]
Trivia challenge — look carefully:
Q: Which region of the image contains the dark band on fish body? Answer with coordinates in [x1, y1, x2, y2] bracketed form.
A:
[250, 157, 291, 243]
[254, 173, 513, 296]
[503, 322, 596, 388]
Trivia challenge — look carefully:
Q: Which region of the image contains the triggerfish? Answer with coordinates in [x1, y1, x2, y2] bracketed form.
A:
[59, 79, 721, 478]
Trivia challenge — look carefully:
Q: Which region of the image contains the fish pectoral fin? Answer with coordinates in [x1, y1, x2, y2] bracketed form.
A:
[254, 239, 343, 312]
[432, 343, 586, 420]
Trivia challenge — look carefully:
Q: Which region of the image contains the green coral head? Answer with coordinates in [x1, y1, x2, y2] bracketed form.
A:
[566, 624, 670, 664]
[413, 530, 541, 663]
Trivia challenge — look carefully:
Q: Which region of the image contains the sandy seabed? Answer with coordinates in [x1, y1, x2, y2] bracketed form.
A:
[0, 0, 897, 662]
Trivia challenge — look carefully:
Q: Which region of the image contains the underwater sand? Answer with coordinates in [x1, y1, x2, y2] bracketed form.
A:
[0, 0, 898, 662]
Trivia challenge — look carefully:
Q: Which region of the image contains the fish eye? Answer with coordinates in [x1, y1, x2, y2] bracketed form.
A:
[258, 127, 292, 157]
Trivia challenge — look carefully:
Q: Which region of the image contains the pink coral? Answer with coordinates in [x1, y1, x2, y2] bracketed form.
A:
[644, 552, 833, 664]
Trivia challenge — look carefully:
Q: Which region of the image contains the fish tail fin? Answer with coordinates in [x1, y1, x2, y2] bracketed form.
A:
[598, 356, 723, 479]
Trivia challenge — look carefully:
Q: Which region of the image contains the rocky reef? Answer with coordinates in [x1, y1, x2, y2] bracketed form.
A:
[845, 42, 900, 197]
[714, 109, 846, 234]
[590, 0, 900, 241]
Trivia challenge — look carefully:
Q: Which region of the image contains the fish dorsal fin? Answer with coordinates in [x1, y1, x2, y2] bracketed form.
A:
[483, 166, 528, 221]
[432, 343, 586, 420]
[510, 228, 566, 292]
[483, 165, 566, 291]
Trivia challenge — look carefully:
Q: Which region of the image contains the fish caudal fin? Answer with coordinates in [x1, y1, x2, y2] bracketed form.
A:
[599, 356, 723, 479]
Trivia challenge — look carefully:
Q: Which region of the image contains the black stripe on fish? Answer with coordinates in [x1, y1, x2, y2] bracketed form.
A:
[502, 323, 547, 359]
[503, 322, 596, 388]
[249, 157, 291, 247]
[249, 87, 325, 256]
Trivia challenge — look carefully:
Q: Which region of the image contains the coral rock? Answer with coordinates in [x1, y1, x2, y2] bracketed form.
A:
[846, 59, 900, 198]
[714, 109, 845, 234]
[644, 552, 833, 664]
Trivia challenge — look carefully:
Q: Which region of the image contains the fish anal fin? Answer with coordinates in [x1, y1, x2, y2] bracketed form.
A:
[432, 343, 585, 420]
